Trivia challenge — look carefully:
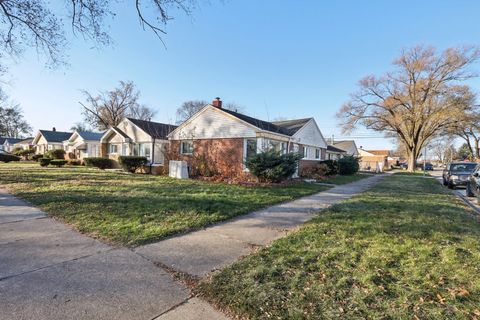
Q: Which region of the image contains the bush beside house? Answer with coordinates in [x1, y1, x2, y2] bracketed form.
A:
[338, 156, 360, 175]
[245, 151, 302, 183]
[118, 156, 148, 173]
[84, 157, 113, 169]
[50, 159, 67, 167]
[39, 158, 51, 167]
[45, 149, 66, 159]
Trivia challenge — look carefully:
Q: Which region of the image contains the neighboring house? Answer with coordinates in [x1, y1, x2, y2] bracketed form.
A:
[64, 131, 104, 159]
[3, 138, 24, 153]
[358, 148, 388, 172]
[100, 118, 177, 169]
[0, 137, 6, 151]
[367, 149, 398, 167]
[32, 128, 73, 154]
[13, 138, 34, 151]
[326, 145, 347, 160]
[332, 140, 360, 157]
[168, 98, 328, 177]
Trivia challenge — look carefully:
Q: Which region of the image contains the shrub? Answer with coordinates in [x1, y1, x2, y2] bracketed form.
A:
[338, 156, 360, 175]
[50, 159, 67, 167]
[0, 153, 21, 163]
[119, 156, 148, 173]
[245, 150, 302, 183]
[84, 157, 113, 169]
[39, 158, 51, 167]
[45, 149, 66, 159]
[14, 148, 35, 160]
[32, 154, 44, 162]
[300, 163, 329, 180]
[68, 159, 82, 166]
[319, 159, 339, 175]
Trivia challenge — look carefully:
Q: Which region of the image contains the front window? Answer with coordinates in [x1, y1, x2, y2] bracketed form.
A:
[109, 144, 118, 154]
[181, 141, 194, 155]
[245, 139, 257, 159]
[315, 149, 320, 159]
[303, 146, 308, 159]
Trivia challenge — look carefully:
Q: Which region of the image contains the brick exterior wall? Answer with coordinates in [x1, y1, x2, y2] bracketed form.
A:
[169, 138, 246, 178]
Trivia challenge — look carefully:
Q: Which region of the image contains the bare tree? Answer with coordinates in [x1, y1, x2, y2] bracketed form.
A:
[70, 122, 90, 132]
[80, 81, 156, 130]
[430, 136, 456, 164]
[450, 109, 480, 159]
[338, 45, 480, 171]
[0, 0, 195, 70]
[0, 104, 32, 137]
[175, 99, 244, 123]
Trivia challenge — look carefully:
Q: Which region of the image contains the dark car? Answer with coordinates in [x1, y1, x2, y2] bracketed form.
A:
[466, 165, 480, 197]
[422, 162, 434, 171]
[443, 162, 478, 189]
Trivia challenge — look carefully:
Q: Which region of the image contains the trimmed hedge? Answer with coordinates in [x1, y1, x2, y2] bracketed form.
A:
[119, 156, 148, 173]
[300, 163, 329, 180]
[45, 149, 66, 159]
[50, 159, 67, 167]
[0, 153, 21, 163]
[245, 150, 302, 183]
[84, 157, 113, 169]
[68, 159, 82, 166]
[39, 158, 51, 167]
[338, 156, 360, 175]
[319, 159, 339, 175]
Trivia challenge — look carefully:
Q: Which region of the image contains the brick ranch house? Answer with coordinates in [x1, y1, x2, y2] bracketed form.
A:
[100, 117, 177, 171]
[167, 98, 329, 177]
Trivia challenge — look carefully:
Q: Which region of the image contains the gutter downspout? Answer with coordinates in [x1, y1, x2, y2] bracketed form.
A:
[150, 138, 155, 174]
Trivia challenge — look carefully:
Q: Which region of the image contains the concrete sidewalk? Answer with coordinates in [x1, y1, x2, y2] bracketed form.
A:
[136, 174, 386, 277]
[0, 189, 225, 320]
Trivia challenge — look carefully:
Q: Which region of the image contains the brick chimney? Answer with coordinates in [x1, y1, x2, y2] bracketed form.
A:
[212, 97, 222, 108]
[52, 127, 56, 132]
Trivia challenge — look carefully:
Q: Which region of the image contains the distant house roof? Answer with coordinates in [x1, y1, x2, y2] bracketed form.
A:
[327, 145, 347, 153]
[333, 140, 359, 155]
[367, 150, 391, 156]
[14, 138, 34, 145]
[127, 118, 178, 140]
[76, 131, 104, 141]
[39, 130, 72, 143]
[0, 137, 6, 145]
[220, 109, 295, 136]
[271, 118, 312, 135]
[4, 137, 24, 144]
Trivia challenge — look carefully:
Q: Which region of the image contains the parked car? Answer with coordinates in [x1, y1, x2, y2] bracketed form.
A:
[466, 165, 480, 197]
[443, 162, 478, 189]
[422, 162, 434, 171]
[400, 162, 408, 170]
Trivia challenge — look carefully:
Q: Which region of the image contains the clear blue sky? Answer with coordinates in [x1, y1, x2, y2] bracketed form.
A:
[4, 0, 480, 149]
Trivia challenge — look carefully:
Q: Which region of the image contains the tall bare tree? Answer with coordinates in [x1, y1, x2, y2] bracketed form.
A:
[450, 108, 480, 159]
[0, 104, 32, 137]
[80, 81, 156, 130]
[430, 136, 456, 164]
[0, 0, 195, 71]
[175, 99, 243, 124]
[338, 45, 480, 171]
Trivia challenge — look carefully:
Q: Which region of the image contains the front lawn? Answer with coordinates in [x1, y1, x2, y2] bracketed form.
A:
[198, 173, 480, 319]
[0, 162, 329, 246]
[320, 173, 372, 185]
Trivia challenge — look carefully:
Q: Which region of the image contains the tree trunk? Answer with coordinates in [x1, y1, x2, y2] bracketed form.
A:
[407, 151, 416, 172]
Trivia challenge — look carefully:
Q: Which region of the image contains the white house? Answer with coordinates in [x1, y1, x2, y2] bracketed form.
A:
[32, 129, 72, 154]
[64, 131, 104, 159]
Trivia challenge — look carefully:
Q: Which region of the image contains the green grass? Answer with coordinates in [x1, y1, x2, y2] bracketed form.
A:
[0, 162, 329, 246]
[320, 173, 372, 185]
[198, 174, 480, 319]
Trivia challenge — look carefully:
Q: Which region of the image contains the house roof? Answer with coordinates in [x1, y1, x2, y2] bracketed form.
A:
[271, 118, 312, 135]
[4, 137, 25, 144]
[367, 150, 391, 156]
[39, 130, 73, 143]
[327, 145, 347, 153]
[127, 118, 178, 140]
[14, 138, 34, 145]
[0, 137, 6, 145]
[76, 131, 104, 141]
[220, 109, 294, 136]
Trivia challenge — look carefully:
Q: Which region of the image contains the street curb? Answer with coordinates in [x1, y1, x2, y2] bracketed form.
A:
[455, 192, 480, 216]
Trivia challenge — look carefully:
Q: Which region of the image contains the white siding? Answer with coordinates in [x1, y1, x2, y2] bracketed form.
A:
[292, 119, 327, 148]
[170, 107, 257, 140]
[117, 119, 152, 143]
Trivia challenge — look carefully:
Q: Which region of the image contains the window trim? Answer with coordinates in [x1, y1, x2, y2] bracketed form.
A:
[180, 140, 194, 155]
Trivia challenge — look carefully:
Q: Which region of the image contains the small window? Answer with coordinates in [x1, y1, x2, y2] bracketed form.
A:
[315, 149, 320, 159]
[109, 144, 118, 154]
[144, 144, 151, 158]
[281, 142, 287, 154]
[245, 139, 257, 159]
[303, 147, 308, 158]
[181, 141, 194, 154]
